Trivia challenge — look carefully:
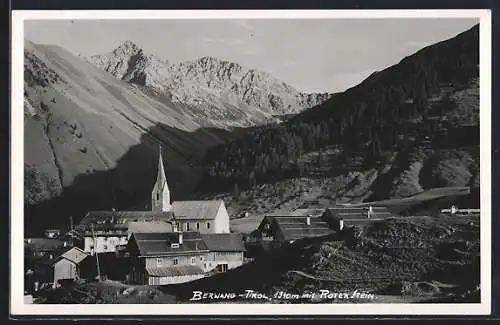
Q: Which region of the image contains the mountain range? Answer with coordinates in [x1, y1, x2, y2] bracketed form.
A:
[86, 40, 331, 127]
[23, 39, 330, 234]
[200, 24, 480, 217]
[24, 25, 480, 234]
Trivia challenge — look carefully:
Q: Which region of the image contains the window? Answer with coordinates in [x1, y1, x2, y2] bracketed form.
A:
[200, 256, 204, 261]
[171, 243, 179, 248]
[90, 245, 94, 250]
[103, 245, 108, 250]
[191, 257, 196, 265]
[196, 222, 200, 230]
[173, 258, 178, 265]
[157, 258, 163, 267]
[156, 193, 160, 201]
[187, 223, 190, 231]
[207, 222, 210, 229]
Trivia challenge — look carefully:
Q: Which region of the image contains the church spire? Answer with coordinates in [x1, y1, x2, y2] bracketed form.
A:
[152, 144, 171, 212]
[156, 144, 167, 190]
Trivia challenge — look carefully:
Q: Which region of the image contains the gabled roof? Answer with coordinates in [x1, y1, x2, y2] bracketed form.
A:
[130, 232, 209, 257]
[25, 238, 66, 252]
[324, 206, 391, 220]
[259, 215, 334, 242]
[290, 208, 326, 217]
[53, 246, 89, 265]
[171, 200, 223, 220]
[127, 221, 174, 237]
[200, 233, 245, 252]
[145, 265, 205, 277]
[77, 211, 174, 232]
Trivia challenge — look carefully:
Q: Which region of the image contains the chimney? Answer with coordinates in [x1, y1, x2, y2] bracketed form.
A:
[306, 215, 311, 226]
[178, 232, 183, 245]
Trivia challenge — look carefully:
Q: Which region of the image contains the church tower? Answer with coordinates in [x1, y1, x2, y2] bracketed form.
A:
[151, 145, 171, 212]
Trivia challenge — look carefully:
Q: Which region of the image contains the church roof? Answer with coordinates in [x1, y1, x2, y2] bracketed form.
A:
[128, 221, 174, 236]
[171, 200, 223, 220]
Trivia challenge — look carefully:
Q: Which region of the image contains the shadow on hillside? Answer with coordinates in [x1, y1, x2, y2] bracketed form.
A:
[24, 122, 243, 236]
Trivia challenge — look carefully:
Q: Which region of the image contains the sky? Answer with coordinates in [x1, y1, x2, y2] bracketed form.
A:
[25, 18, 478, 93]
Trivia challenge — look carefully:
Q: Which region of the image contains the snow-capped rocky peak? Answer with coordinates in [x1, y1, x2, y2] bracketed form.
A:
[113, 40, 141, 56]
[88, 43, 332, 126]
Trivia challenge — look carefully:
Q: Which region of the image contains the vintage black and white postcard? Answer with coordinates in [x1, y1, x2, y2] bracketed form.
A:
[11, 9, 492, 316]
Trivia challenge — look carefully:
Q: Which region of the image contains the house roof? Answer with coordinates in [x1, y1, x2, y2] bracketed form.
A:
[290, 208, 326, 217]
[53, 246, 89, 265]
[200, 233, 245, 252]
[127, 221, 174, 236]
[25, 238, 66, 252]
[79, 211, 174, 225]
[259, 216, 334, 242]
[145, 265, 205, 277]
[77, 211, 174, 234]
[171, 200, 223, 220]
[275, 217, 334, 241]
[323, 207, 391, 220]
[131, 232, 209, 257]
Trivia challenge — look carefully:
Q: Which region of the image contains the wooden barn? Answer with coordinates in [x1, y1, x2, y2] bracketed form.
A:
[52, 246, 90, 287]
[256, 215, 334, 249]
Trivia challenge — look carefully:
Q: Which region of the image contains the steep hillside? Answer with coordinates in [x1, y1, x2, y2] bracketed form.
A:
[23, 40, 234, 234]
[87, 41, 331, 127]
[199, 25, 480, 212]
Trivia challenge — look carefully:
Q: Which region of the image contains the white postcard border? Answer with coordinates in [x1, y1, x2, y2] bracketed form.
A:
[10, 9, 492, 316]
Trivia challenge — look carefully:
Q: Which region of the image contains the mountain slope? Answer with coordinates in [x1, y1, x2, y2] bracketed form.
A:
[24, 40, 234, 234]
[87, 41, 331, 128]
[199, 25, 480, 214]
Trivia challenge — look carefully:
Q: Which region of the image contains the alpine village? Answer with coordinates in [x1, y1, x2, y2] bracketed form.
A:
[24, 23, 481, 304]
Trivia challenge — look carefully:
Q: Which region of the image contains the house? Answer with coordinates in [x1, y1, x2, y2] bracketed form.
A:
[200, 233, 245, 272]
[440, 205, 480, 215]
[25, 238, 70, 260]
[24, 238, 71, 292]
[76, 211, 173, 255]
[127, 231, 211, 286]
[126, 230, 246, 286]
[256, 215, 334, 249]
[43, 229, 62, 239]
[52, 246, 90, 287]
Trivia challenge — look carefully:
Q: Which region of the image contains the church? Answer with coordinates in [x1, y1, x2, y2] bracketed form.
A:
[77, 146, 231, 255]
